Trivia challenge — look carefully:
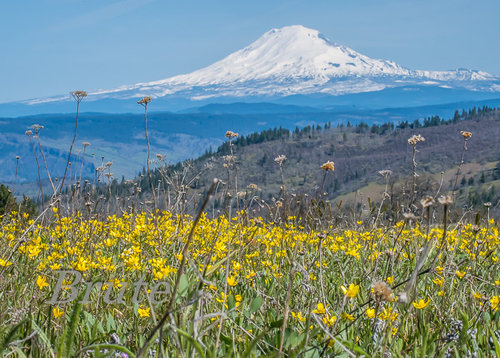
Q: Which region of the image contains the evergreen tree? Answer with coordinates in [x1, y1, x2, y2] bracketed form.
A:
[0, 184, 15, 215]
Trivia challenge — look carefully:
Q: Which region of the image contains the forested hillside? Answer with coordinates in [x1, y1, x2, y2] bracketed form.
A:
[97, 106, 500, 216]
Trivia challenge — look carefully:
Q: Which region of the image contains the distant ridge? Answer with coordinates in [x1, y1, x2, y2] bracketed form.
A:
[2, 25, 499, 116]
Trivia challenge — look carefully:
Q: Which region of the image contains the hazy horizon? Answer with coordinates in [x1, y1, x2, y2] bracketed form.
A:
[1, 0, 499, 103]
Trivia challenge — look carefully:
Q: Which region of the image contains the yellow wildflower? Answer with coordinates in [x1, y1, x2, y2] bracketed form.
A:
[291, 311, 306, 322]
[0, 258, 12, 267]
[227, 275, 238, 287]
[323, 314, 337, 327]
[342, 312, 355, 321]
[138, 306, 150, 318]
[52, 307, 64, 318]
[432, 277, 444, 286]
[312, 303, 326, 315]
[36, 275, 49, 290]
[366, 307, 375, 319]
[491, 296, 499, 311]
[341, 283, 360, 298]
[412, 299, 431, 309]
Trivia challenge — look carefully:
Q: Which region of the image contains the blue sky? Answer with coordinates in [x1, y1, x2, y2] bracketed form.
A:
[1, 0, 499, 103]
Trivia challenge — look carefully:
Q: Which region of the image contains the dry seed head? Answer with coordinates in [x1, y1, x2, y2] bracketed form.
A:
[25, 130, 32, 136]
[420, 196, 435, 208]
[225, 130, 239, 138]
[408, 134, 425, 146]
[321, 161, 335, 172]
[403, 212, 416, 221]
[30, 124, 44, 133]
[71, 90, 87, 102]
[247, 183, 258, 190]
[371, 281, 394, 302]
[438, 195, 453, 205]
[105, 161, 113, 167]
[274, 154, 287, 165]
[460, 131, 472, 139]
[378, 169, 392, 177]
[137, 96, 152, 105]
[222, 155, 235, 163]
[15, 155, 20, 160]
[82, 142, 90, 148]
[237, 191, 246, 198]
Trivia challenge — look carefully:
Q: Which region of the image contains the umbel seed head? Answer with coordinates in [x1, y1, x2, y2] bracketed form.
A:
[371, 281, 394, 302]
[274, 155, 287, 165]
[438, 195, 453, 205]
[408, 134, 425, 146]
[420, 196, 435, 208]
[71, 90, 87, 102]
[378, 169, 392, 177]
[460, 131, 472, 139]
[321, 161, 335, 172]
[137, 96, 152, 105]
[225, 130, 239, 138]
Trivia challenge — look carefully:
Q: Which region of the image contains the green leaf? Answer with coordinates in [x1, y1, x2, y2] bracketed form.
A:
[242, 329, 269, 358]
[220, 334, 233, 346]
[63, 299, 83, 357]
[0, 319, 27, 353]
[270, 318, 284, 329]
[227, 295, 236, 310]
[74, 343, 136, 358]
[12, 347, 28, 358]
[31, 320, 55, 358]
[106, 313, 116, 332]
[179, 274, 189, 297]
[249, 296, 263, 314]
[490, 330, 500, 357]
[176, 328, 206, 358]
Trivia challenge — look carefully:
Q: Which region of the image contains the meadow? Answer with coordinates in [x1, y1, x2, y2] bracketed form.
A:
[0, 95, 499, 357]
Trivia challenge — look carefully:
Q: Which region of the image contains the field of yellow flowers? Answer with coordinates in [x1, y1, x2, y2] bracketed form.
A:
[0, 204, 499, 357]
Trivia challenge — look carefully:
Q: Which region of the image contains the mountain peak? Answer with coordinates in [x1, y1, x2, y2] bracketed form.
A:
[158, 25, 412, 92]
[262, 25, 325, 41]
[18, 25, 500, 107]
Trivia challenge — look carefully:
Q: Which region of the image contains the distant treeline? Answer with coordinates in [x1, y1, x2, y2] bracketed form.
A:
[208, 126, 292, 157]
[161, 104, 499, 177]
[209, 105, 500, 153]
[61, 105, 498, 200]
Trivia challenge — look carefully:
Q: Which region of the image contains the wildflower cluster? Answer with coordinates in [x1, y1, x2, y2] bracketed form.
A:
[0, 210, 498, 355]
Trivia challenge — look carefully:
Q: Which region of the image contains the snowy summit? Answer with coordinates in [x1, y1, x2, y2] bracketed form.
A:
[23, 25, 500, 105]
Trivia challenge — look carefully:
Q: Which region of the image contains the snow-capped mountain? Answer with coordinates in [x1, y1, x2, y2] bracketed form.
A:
[10, 25, 500, 110]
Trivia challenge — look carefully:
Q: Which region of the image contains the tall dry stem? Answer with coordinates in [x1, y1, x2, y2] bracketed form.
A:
[32, 125, 55, 194]
[138, 96, 157, 212]
[26, 130, 44, 208]
[60, 91, 87, 193]
[452, 131, 472, 199]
